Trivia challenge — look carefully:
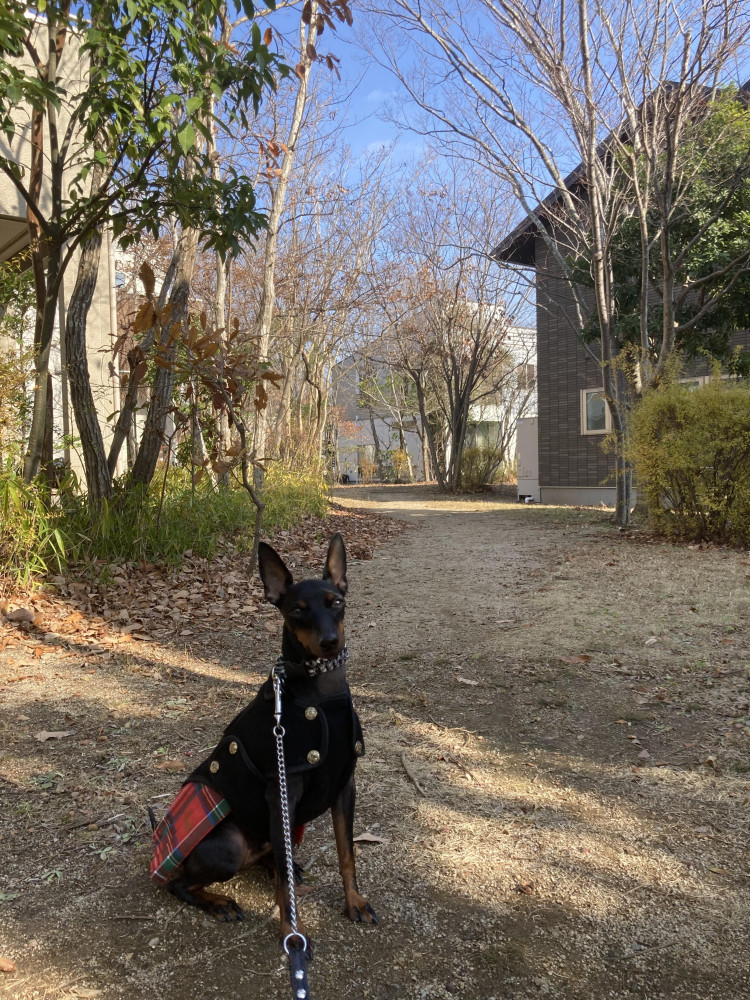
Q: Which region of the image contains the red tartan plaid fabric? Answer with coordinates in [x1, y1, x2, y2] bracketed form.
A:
[150, 781, 307, 884]
[150, 782, 231, 884]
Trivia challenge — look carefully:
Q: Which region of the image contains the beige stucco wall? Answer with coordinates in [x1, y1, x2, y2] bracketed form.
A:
[0, 15, 124, 478]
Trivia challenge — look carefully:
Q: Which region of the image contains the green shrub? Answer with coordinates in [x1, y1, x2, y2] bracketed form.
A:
[460, 446, 505, 491]
[0, 467, 249, 579]
[630, 379, 750, 544]
[260, 463, 329, 529]
[54, 468, 256, 568]
[0, 464, 68, 585]
[0, 462, 331, 582]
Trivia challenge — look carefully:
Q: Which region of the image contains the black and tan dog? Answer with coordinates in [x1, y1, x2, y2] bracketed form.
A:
[149, 534, 377, 945]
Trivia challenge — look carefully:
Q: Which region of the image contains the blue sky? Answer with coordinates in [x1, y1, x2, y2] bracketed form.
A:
[268, 14, 422, 163]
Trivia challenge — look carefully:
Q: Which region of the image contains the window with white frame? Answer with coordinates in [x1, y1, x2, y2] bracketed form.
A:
[580, 388, 611, 435]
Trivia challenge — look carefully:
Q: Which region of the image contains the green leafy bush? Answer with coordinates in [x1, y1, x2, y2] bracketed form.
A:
[0, 464, 68, 585]
[630, 379, 750, 544]
[0, 463, 330, 581]
[260, 464, 329, 529]
[44, 469, 255, 569]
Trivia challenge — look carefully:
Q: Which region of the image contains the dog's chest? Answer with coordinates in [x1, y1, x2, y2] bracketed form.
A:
[188, 679, 364, 830]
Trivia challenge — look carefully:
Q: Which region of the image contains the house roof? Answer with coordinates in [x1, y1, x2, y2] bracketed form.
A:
[0, 216, 30, 266]
[493, 80, 750, 269]
[491, 160, 589, 267]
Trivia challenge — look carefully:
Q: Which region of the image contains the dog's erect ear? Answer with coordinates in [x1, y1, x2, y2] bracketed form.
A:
[258, 542, 293, 606]
[323, 533, 347, 595]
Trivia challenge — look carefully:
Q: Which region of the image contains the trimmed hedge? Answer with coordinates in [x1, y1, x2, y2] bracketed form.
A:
[630, 379, 750, 545]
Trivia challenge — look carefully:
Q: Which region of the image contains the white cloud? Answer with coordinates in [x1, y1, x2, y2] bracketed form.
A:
[365, 88, 398, 103]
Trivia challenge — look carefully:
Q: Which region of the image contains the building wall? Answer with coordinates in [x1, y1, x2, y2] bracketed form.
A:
[0, 19, 123, 479]
[535, 235, 750, 500]
[535, 235, 615, 492]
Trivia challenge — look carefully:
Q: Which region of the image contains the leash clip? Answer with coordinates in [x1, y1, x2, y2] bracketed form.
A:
[272, 665, 284, 729]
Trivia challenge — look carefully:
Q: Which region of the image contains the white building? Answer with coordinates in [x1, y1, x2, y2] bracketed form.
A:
[0, 16, 124, 478]
[332, 325, 536, 483]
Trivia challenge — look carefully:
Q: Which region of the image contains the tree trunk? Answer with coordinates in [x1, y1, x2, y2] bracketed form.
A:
[367, 407, 384, 479]
[315, 383, 329, 467]
[24, 97, 56, 482]
[398, 425, 414, 482]
[107, 250, 179, 476]
[447, 388, 472, 491]
[272, 341, 303, 459]
[42, 371, 55, 486]
[24, 253, 62, 483]
[214, 251, 231, 486]
[207, 61, 232, 484]
[130, 227, 199, 487]
[420, 428, 431, 482]
[253, 3, 322, 489]
[414, 378, 447, 491]
[126, 414, 138, 468]
[64, 194, 114, 506]
[24, 10, 70, 483]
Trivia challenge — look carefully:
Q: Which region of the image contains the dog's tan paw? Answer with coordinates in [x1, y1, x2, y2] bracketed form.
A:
[344, 895, 378, 924]
[201, 892, 245, 921]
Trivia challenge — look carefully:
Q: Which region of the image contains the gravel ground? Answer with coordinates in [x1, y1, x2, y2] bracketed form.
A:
[1, 484, 749, 1000]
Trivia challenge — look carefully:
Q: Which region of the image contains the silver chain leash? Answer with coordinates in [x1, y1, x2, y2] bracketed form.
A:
[272, 666, 311, 999]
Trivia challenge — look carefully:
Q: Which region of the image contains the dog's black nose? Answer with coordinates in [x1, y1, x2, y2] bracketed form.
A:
[320, 635, 339, 653]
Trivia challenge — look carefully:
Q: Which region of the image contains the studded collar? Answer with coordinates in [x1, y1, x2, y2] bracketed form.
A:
[273, 644, 349, 681]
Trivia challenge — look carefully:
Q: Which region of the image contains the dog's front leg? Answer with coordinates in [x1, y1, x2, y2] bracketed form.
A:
[266, 775, 311, 952]
[331, 776, 378, 924]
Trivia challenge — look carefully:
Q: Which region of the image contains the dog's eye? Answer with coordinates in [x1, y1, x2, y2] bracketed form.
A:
[332, 598, 344, 608]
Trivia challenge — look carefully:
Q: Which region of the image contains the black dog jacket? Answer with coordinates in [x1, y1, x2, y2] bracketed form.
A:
[188, 676, 365, 832]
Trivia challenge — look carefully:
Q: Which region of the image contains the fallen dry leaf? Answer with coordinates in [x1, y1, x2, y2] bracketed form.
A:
[34, 730, 74, 742]
[0, 957, 16, 973]
[156, 759, 185, 772]
[353, 832, 386, 844]
[455, 676, 479, 686]
[5, 607, 35, 624]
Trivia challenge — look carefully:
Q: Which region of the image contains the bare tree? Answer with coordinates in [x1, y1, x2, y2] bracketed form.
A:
[364, 0, 750, 523]
[223, 121, 395, 472]
[251, 0, 354, 487]
[355, 364, 421, 481]
[368, 157, 530, 492]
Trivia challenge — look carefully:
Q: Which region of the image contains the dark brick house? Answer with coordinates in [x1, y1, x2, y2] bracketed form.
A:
[495, 81, 750, 505]
[493, 216, 621, 504]
[495, 214, 750, 506]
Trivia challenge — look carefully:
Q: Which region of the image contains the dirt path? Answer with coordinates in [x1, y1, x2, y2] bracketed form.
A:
[1, 486, 749, 999]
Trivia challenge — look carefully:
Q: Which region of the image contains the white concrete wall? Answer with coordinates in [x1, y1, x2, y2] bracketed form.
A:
[0, 18, 123, 479]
